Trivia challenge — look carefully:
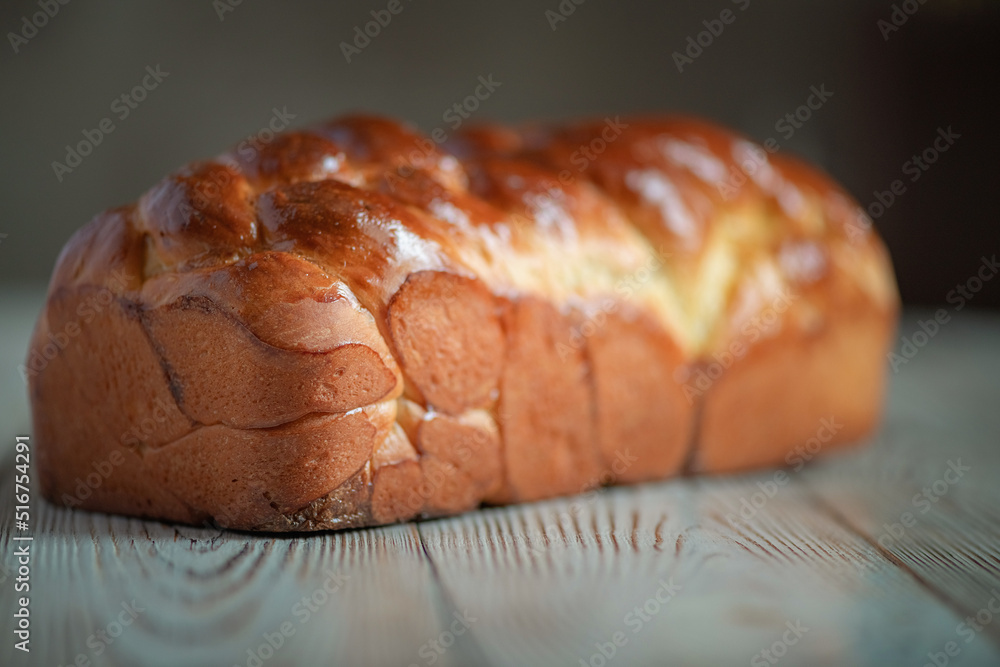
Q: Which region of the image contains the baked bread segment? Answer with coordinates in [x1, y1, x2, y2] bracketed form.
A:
[28, 114, 898, 531]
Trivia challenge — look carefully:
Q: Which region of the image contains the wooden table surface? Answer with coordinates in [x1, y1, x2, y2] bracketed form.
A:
[2, 287, 999, 667]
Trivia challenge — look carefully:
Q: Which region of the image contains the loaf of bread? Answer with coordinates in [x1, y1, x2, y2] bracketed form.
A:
[27, 114, 898, 531]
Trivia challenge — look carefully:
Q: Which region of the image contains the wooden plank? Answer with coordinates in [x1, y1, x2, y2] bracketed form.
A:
[0, 484, 471, 666]
[2, 293, 1000, 667]
[416, 476, 1000, 666]
[801, 311, 1000, 649]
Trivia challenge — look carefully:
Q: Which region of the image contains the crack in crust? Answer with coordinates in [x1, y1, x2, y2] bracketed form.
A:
[28, 113, 899, 531]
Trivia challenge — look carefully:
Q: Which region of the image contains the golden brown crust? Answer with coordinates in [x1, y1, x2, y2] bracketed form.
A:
[388, 271, 504, 414]
[497, 296, 603, 501]
[28, 113, 898, 531]
[586, 305, 695, 483]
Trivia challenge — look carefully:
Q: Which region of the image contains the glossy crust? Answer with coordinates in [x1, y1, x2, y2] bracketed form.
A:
[27, 114, 898, 531]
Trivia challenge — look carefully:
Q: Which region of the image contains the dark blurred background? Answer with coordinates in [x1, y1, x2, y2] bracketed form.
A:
[1, 0, 997, 307]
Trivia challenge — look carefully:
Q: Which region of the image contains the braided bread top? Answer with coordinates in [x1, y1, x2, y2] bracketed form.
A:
[50, 113, 897, 360]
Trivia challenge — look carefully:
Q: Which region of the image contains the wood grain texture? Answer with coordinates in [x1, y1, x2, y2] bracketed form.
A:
[2, 293, 999, 667]
[802, 312, 1000, 649]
